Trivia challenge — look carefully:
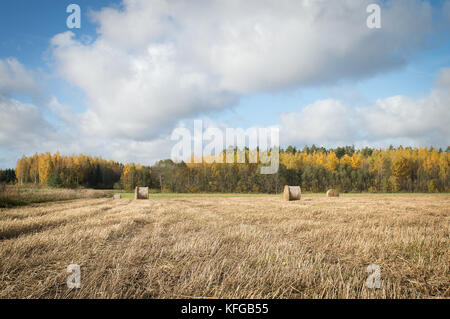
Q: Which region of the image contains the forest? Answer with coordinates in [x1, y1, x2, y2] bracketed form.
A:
[10, 145, 449, 193]
[0, 169, 15, 184]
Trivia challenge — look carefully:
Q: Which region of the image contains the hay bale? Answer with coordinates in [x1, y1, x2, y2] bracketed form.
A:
[283, 185, 301, 201]
[134, 187, 149, 200]
[326, 189, 339, 197]
[113, 194, 121, 199]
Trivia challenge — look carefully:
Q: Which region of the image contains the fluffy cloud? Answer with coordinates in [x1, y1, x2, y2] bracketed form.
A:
[0, 58, 38, 96]
[280, 99, 357, 146]
[0, 97, 55, 149]
[50, 0, 435, 140]
[0, 58, 53, 157]
[51, 31, 235, 140]
[0, 94, 174, 168]
[280, 68, 450, 148]
[0, 58, 170, 168]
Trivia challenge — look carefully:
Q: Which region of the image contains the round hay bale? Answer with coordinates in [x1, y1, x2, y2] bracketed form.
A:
[284, 185, 301, 201]
[326, 189, 339, 197]
[135, 187, 149, 199]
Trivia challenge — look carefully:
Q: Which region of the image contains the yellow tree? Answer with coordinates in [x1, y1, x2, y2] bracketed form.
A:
[30, 154, 39, 184]
[121, 163, 137, 190]
[281, 152, 297, 170]
[72, 155, 83, 184]
[391, 154, 411, 185]
[38, 152, 53, 185]
[424, 149, 439, 176]
[351, 153, 361, 170]
[16, 158, 25, 185]
[315, 151, 326, 168]
[439, 152, 449, 190]
[326, 151, 339, 172]
[340, 154, 352, 167]
[52, 151, 62, 173]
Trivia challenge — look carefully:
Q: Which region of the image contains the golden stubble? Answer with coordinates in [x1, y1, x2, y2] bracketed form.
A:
[0, 194, 448, 299]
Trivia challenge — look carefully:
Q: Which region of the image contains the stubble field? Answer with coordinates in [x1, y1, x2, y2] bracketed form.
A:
[0, 194, 448, 298]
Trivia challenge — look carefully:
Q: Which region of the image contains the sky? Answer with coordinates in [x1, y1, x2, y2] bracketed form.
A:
[0, 0, 449, 168]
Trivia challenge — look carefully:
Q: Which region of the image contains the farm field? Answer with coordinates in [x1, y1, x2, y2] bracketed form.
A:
[116, 192, 278, 199]
[0, 194, 448, 299]
[0, 185, 112, 208]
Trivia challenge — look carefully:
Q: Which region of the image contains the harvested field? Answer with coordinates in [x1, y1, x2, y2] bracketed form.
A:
[0, 194, 449, 298]
[0, 185, 111, 208]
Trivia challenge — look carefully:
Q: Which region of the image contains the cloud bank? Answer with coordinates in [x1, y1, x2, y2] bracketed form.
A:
[280, 68, 450, 148]
[50, 0, 434, 140]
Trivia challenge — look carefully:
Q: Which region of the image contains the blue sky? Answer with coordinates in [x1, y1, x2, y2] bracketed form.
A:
[0, 0, 449, 168]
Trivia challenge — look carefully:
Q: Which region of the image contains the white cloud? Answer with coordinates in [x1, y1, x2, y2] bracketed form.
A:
[0, 58, 38, 96]
[437, 67, 450, 89]
[50, 0, 435, 141]
[0, 57, 172, 168]
[280, 99, 357, 146]
[0, 94, 174, 168]
[51, 31, 235, 140]
[0, 96, 55, 150]
[0, 58, 53, 159]
[280, 68, 450, 148]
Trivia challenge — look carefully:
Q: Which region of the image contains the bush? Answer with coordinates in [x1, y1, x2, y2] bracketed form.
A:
[368, 186, 377, 193]
[47, 172, 63, 188]
[428, 180, 438, 193]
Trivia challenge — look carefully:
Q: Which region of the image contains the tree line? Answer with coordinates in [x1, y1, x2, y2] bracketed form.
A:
[0, 169, 16, 184]
[11, 145, 449, 193]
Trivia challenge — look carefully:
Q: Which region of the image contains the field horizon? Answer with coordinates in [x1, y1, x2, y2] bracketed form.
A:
[2, 183, 449, 208]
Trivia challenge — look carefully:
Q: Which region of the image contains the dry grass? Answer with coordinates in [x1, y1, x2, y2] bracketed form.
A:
[0, 194, 448, 299]
[0, 184, 111, 208]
